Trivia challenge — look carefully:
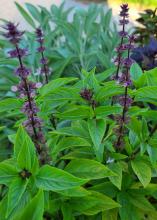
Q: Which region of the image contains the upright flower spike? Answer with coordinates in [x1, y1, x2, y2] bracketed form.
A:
[115, 34, 135, 148]
[3, 22, 49, 164]
[35, 28, 49, 84]
[114, 4, 130, 79]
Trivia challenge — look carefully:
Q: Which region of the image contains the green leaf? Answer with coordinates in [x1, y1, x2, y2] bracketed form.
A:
[56, 106, 94, 120]
[43, 87, 80, 102]
[35, 165, 88, 191]
[96, 84, 124, 101]
[52, 137, 91, 156]
[15, 2, 36, 28]
[65, 159, 116, 179]
[58, 186, 90, 197]
[70, 191, 120, 215]
[109, 162, 122, 190]
[14, 190, 44, 220]
[25, 3, 41, 22]
[61, 203, 74, 220]
[131, 159, 151, 187]
[96, 68, 116, 82]
[135, 86, 157, 103]
[128, 192, 155, 212]
[95, 106, 122, 119]
[6, 178, 28, 218]
[102, 208, 118, 220]
[0, 160, 18, 185]
[88, 119, 106, 161]
[40, 77, 78, 96]
[14, 126, 28, 158]
[117, 192, 140, 220]
[130, 63, 143, 81]
[0, 98, 22, 113]
[17, 137, 36, 171]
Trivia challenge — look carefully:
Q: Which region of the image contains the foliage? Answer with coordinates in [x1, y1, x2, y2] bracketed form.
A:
[1, 2, 157, 220]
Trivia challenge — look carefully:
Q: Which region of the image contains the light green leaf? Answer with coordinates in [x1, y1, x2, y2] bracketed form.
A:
[109, 162, 122, 190]
[61, 203, 74, 220]
[88, 119, 106, 161]
[0, 160, 18, 185]
[0, 98, 22, 113]
[130, 63, 143, 81]
[135, 86, 157, 103]
[56, 106, 94, 120]
[102, 208, 118, 220]
[58, 186, 91, 197]
[131, 159, 151, 187]
[35, 165, 88, 191]
[95, 106, 122, 118]
[52, 137, 91, 156]
[65, 159, 116, 179]
[14, 126, 28, 158]
[40, 77, 78, 96]
[25, 3, 41, 22]
[96, 84, 124, 101]
[15, 2, 36, 28]
[70, 191, 120, 215]
[6, 178, 28, 218]
[14, 190, 44, 220]
[17, 137, 36, 171]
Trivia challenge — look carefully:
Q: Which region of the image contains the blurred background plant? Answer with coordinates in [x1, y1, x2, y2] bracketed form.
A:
[131, 8, 157, 70]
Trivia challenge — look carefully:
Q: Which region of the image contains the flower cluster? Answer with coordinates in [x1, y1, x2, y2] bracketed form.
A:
[3, 22, 49, 164]
[131, 37, 157, 70]
[80, 88, 97, 109]
[114, 4, 130, 79]
[113, 6, 135, 148]
[35, 28, 49, 84]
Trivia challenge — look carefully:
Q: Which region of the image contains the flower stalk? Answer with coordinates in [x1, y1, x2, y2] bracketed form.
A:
[3, 22, 49, 164]
[114, 4, 130, 79]
[35, 28, 49, 84]
[115, 35, 135, 148]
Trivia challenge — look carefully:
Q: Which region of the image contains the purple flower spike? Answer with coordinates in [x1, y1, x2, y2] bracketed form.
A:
[35, 27, 49, 84]
[114, 4, 130, 79]
[2, 21, 49, 164]
[3, 22, 24, 44]
[120, 4, 129, 17]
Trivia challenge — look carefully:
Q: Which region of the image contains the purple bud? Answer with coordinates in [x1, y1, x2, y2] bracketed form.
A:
[8, 48, 28, 58]
[119, 19, 129, 25]
[119, 31, 128, 37]
[37, 46, 45, 53]
[122, 58, 134, 68]
[80, 88, 93, 101]
[15, 66, 31, 78]
[120, 4, 129, 17]
[35, 28, 44, 39]
[119, 95, 133, 107]
[40, 58, 48, 65]
[21, 101, 39, 116]
[2, 22, 24, 44]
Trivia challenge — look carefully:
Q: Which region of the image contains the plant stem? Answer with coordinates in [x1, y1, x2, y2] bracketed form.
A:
[15, 45, 40, 151]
